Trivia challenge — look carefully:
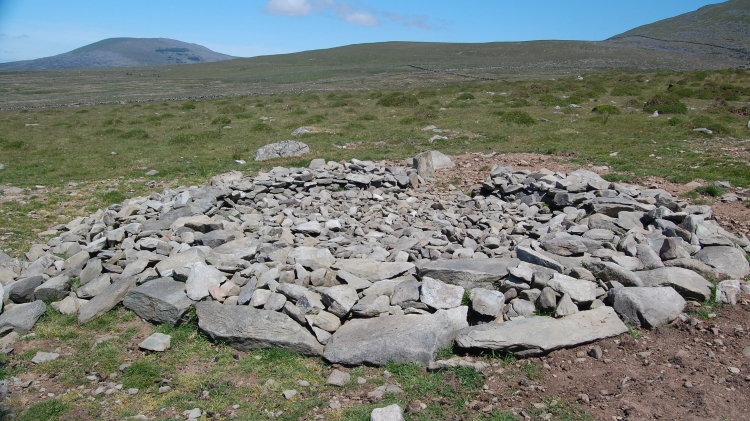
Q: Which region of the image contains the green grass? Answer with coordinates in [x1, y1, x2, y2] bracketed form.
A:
[122, 360, 162, 390]
[18, 400, 71, 421]
[694, 185, 725, 197]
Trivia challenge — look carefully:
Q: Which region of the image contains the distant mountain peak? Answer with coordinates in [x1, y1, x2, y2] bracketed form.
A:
[0, 37, 235, 71]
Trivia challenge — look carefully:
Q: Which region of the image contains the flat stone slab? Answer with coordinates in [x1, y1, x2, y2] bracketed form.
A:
[31, 351, 59, 364]
[333, 259, 414, 282]
[323, 307, 468, 366]
[78, 277, 137, 324]
[636, 267, 713, 301]
[455, 306, 628, 357]
[694, 246, 750, 279]
[196, 301, 323, 356]
[124, 278, 195, 327]
[416, 258, 520, 289]
[254, 140, 310, 162]
[609, 287, 685, 328]
[0, 300, 46, 334]
[139, 333, 171, 352]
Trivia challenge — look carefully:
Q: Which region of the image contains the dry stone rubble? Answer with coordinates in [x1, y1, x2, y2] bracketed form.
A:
[1, 154, 749, 364]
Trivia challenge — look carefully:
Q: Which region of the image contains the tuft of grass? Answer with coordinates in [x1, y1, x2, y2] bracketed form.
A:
[694, 185, 725, 197]
[168, 131, 221, 144]
[122, 360, 162, 390]
[499, 110, 536, 125]
[456, 92, 476, 100]
[376, 92, 419, 107]
[211, 116, 232, 125]
[625, 322, 643, 339]
[19, 400, 71, 421]
[250, 122, 273, 132]
[179, 102, 197, 110]
[643, 93, 687, 114]
[119, 129, 149, 139]
[303, 114, 325, 125]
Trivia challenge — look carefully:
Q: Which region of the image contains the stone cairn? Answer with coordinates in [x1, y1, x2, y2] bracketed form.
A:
[1, 155, 749, 365]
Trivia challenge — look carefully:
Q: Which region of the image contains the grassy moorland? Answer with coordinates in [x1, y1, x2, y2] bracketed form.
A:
[1, 68, 750, 420]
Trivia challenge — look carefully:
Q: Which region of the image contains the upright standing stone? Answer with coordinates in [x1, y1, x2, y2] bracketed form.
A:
[414, 151, 435, 179]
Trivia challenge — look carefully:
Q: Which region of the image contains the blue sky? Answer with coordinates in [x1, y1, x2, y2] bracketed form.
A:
[0, 0, 723, 63]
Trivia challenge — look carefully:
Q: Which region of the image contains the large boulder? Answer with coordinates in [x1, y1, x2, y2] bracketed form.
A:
[416, 258, 519, 289]
[123, 278, 195, 327]
[694, 246, 750, 279]
[0, 300, 46, 334]
[196, 301, 323, 356]
[254, 140, 310, 162]
[323, 307, 468, 366]
[455, 306, 627, 357]
[636, 267, 713, 301]
[609, 287, 685, 328]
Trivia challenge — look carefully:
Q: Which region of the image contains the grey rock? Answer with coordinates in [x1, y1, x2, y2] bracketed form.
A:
[536, 287, 558, 312]
[139, 333, 171, 352]
[695, 246, 750, 279]
[370, 404, 405, 421]
[352, 294, 390, 317]
[250, 289, 272, 308]
[292, 221, 322, 235]
[326, 369, 351, 387]
[455, 306, 627, 357]
[8, 275, 44, 303]
[390, 279, 420, 306]
[417, 258, 519, 289]
[547, 274, 596, 303]
[333, 259, 414, 282]
[636, 267, 713, 301]
[323, 307, 468, 366]
[659, 238, 690, 261]
[635, 243, 664, 269]
[79, 258, 102, 286]
[414, 151, 435, 179]
[288, 247, 336, 270]
[336, 270, 372, 290]
[312, 310, 341, 332]
[263, 292, 287, 311]
[76, 274, 111, 299]
[0, 300, 46, 334]
[254, 140, 310, 162]
[716, 280, 741, 305]
[554, 293, 578, 318]
[420, 277, 464, 309]
[31, 352, 60, 364]
[469, 288, 505, 318]
[609, 287, 685, 328]
[540, 233, 588, 256]
[185, 263, 226, 301]
[195, 230, 234, 248]
[155, 248, 206, 277]
[320, 285, 358, 317]
[589, 261, 643, 287]
[78, 276, 137, 324]
[516, 247, 564, 273]
[123, 278, 194, 327]
[510, 299, 536, 317]
[196, 301, 323, 356]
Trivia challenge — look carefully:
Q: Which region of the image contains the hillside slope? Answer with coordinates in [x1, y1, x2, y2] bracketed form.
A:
[0, 38, 235, 71]
[607, 0, 750, 60]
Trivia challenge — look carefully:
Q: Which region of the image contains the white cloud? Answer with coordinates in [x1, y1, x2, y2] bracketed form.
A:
[265, 0, 313, 17]
[264, 0, 380, 27]
[342, 11, 378, 26]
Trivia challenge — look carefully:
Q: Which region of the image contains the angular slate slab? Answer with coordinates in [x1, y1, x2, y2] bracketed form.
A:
[455, 306, 627, 357]
[609, 287, 685, 329]
[333, 259, 414, 282]
[323, 307, 468, 366]
[0, 300, 46, 334]
[636, 267, 713, 301]
[78, 276, 137, 324]
[124, 278, 194, 327]
[196, 301, 323, 356]
[417, 258, 520, 289]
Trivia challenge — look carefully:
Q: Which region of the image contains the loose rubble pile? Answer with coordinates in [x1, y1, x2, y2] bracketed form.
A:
[1, 153, 750, 366]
